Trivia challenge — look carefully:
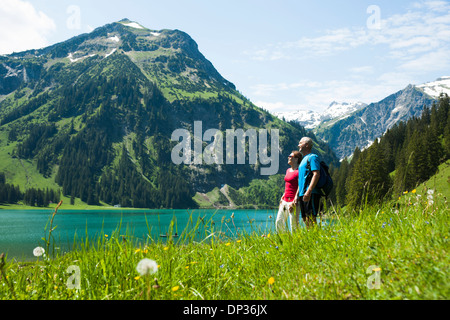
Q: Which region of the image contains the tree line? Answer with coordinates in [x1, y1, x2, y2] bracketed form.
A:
[0, 172, 60, 207]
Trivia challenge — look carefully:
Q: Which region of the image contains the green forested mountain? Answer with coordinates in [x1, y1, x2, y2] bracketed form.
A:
[330, 94, 450, 210]
[0, 19, 338, 209]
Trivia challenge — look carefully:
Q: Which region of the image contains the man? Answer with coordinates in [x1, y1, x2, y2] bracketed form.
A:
[296, 137, 321, 227]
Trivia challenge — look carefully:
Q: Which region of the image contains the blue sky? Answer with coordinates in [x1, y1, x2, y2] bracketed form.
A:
[1, 0, 449, 113]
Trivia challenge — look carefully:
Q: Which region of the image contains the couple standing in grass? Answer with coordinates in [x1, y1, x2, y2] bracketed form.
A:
[276, 137, 322, 232]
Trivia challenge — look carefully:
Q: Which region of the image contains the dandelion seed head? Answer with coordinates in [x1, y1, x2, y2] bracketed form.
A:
[33, 247, 45, 257]
[136, 258, 158, 276]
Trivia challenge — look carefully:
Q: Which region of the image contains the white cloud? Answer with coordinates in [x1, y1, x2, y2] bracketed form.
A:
[243, 0, 450, 113]
[399, 49, 450, 73]
[254, 101, 309, 114]
[0, 0, 56, 54]
[350, 66, 375, 74]
[245, 0, 450, 70]
[250, 76, 418, 114]
[250, 81, 321, 97]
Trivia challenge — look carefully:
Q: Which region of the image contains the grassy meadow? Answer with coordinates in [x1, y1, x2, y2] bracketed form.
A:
[1, 181, 448, 300]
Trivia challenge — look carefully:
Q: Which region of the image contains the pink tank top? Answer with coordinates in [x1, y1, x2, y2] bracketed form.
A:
[283, 168, 299, 202]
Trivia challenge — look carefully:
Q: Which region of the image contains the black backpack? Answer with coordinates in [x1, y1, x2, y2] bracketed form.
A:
[306, 158, 334, 198]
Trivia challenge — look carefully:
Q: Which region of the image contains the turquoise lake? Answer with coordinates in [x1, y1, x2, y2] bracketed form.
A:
[0, 208, 280, 261]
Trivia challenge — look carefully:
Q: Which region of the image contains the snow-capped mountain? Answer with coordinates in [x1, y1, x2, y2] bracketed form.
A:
[321, 101, 367, 121]
[314, 77, 448, 160]
[274, 101, 366, 129]
[274, 109, 322, 129]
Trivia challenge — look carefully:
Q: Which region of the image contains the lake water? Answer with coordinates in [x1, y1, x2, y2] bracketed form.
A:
[0, 208, 281, 261]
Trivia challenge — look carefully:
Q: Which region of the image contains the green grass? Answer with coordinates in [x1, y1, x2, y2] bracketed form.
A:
[416, 160, 450, 199]
[193, 187, 229, 209]
[1, 187, 448, 300]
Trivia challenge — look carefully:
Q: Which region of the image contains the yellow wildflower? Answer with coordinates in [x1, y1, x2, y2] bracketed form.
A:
[268, 277, 275, 285]
[134, 276, 140, 280]
[135, 248, 141, 254]
[172, 286, 180, 292]
[225, 242, 231, 246]
[412, 189, 417, 193]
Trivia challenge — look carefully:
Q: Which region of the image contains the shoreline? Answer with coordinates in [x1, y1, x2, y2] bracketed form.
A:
[0, 203, 279, 211]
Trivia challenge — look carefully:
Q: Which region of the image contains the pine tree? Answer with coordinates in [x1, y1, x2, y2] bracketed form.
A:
[346, 140, 392, 209]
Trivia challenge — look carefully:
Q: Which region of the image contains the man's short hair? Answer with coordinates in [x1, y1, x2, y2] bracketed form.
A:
[302, 137, 313, 149]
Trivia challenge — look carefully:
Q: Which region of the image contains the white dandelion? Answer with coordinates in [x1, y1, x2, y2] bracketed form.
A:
[33, 247, 45, 257]
[427, 189, 435, 205]
[136, 258, 158, 276]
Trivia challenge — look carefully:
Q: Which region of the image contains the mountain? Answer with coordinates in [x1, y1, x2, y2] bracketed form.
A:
[274, 101, 367, 129]
[314, 78, 448, 160]
[321, 101, 368, 122]
[0, 19, 339, 209]
[274, 109, 322, 129]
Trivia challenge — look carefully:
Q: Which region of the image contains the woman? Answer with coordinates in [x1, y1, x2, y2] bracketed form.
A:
[276, 151, 302, 233]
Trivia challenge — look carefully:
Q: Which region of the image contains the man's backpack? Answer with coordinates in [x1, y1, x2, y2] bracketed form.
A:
[306, 158, 334, 198]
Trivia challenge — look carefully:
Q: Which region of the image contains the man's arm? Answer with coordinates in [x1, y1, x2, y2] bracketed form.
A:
[303, 170, 320, 202]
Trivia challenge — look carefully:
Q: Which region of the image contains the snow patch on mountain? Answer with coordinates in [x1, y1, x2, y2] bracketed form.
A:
[105, 48, 117, 58]
[2, 64, 21, 78]
[321, 101, 367, 121]
[108, 35, 120, 42]
[360, 117, 367, 125]
[274, 101, 367, 129]
[68, 52, 96, 63]
[122, 21, 144, 29]
[274, 109, 322, 129]
[416, 76, 450, 98]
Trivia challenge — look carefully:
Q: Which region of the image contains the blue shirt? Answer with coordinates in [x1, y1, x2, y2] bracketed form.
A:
[298, 153, 321, 197]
